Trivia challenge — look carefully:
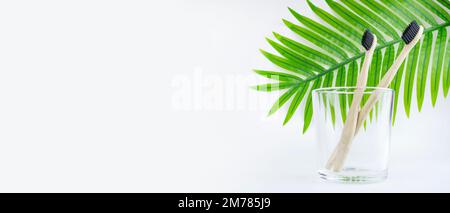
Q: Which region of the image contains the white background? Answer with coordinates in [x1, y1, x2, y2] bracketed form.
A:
[0, 0, 449, 192]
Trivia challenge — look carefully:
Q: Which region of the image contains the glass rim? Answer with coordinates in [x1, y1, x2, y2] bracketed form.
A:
[313, 87, 394, 95]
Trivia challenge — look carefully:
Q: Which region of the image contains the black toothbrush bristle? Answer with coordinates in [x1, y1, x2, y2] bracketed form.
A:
[402, 21, 420, 44]
[362, 29, 374, 51]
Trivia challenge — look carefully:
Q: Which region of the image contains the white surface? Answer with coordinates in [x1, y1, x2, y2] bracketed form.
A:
[0, 0, 449, 192]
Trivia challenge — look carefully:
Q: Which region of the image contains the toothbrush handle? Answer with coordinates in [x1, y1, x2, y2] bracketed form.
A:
[355, 27, 424, 133]
[325, 41, 376, 171]
[355, 43, 414, 133]
[330, 26, 424, 171]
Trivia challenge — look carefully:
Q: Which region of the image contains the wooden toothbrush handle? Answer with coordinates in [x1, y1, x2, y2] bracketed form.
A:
[332, 29, 423, 170]
[355, 27, 424, 133]
[355, 44, 413, 133]
[329, 26, 424, 172]
[331, 45, 414, 171]
[325, 39, 376, 171]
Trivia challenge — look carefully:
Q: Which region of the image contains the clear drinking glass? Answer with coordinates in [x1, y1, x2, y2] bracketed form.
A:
[312, 87, 394, 183]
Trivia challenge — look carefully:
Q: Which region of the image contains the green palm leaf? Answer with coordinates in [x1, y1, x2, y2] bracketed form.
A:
[266, 38, 325, 72]
[254, 70, 303, 82]
[382, 45, 396, 79]
[268, 86, 300, 116]
[346, 61, 359, 105]
[273, 32, 337, 66]
[321, 72, 336, 127]
[306, 1, 362, 42]
[360, 0, 406, 30]
[255, 0, 450, 133]
[438, 0, 450, 9]
[284, 86, 308, 125]
[325, 0, 387, 43]
[418, 0, 450, 21]
[303, 78, 322, 133]
[403, 44, 421, 117]
[288, 7, 360, 54]
[336, 66, 347, 123]
[341, 0, 399, 39]
[368, 50, 383, 87]
[382, 0, 435, 26]
[252, 82, 300, 92]
[283, 19, 349, 60]
[443, 36, 450, 97]
[407, 0, 439, 26]
[417, 33, 433, 111]
[431, 28, 448, 106]
[391, 44, 406, 124]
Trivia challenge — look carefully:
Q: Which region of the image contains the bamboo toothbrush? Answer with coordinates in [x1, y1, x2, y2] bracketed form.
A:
[355, 21, 424, 133]
[325, 30, 377, 171]
[331, 21, 424, 171]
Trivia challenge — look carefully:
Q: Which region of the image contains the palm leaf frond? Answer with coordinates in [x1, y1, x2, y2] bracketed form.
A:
[417, 32, 434, 111]
[256, 0, 450, 132]
[443, 36, 450, 97]
[431, 28, 448, 106]
[403, 43, 421, 117]
[391, 44, 407, 124]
